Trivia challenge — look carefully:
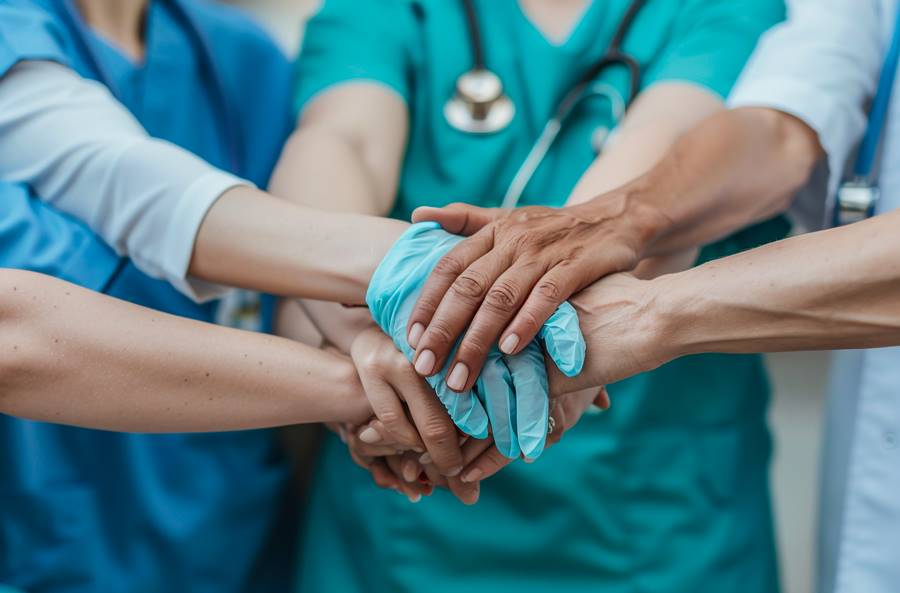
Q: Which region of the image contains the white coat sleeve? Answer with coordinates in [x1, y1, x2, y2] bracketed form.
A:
[0, 60, 250, 301]
[728, 0, 885, 229]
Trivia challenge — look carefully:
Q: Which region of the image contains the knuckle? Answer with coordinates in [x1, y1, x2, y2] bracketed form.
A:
[421, 418, 455, 445]
[451, 270, 490, 301]
[432, 254, 466, 278]
[485, 280, 521, 310]
[423, 320, 455, 347]
[375, 407, 404, 429]
[535, 279, 563, 301]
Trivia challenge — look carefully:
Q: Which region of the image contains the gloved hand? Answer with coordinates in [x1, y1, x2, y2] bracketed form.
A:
[367, 222, 585, 459]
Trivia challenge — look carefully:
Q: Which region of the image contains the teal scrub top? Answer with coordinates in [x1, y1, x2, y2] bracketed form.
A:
[0, 1, 297, 591]
[294, 1, 789, 593]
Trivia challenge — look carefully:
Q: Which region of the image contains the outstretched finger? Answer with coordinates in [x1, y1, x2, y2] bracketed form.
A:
[411, 202, 499, 236]
[406, 230, 494, 357]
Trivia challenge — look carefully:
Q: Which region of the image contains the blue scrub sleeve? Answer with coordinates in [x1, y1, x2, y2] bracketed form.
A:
[642, 0, 785, 99]
[292, 0, 419, 115]
[0, 2, 71, 79]
[0, 184, 121, 292]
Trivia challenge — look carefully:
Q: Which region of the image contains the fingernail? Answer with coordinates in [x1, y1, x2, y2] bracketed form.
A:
[402, 460, 418, 482]
[500, 334, 520, 354]
[523, 457, 536, 464]
[338, 427, 348, 444]
[447, 363, 469, 391]
[418, 452, 433, 464]
[447, 465, 463, 477]
[461, 467, 483, 483]
[359, 427, 382, 444]
[414, 350, 436, 375]
[408, 323, 425, 348]
[408, 493, 422, 503]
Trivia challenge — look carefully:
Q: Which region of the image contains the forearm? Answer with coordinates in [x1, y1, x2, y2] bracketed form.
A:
[189, 186, 405, 304]
[659, 209, 900, 354]
[574, 107, 823, 258]
[0, 270, 370, 430]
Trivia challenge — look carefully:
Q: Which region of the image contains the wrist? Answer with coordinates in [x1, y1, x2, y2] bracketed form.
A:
[645, 271, 702, 361]
[580, 183, 674, 262]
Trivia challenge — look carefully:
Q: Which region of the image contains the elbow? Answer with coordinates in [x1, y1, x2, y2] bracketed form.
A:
[754, 108, 825, 216]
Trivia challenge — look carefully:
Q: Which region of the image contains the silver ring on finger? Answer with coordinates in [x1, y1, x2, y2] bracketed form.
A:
[547, 416, 557, 435]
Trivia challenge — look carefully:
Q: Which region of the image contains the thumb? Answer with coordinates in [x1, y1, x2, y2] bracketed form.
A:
[411, 203, 499, 236]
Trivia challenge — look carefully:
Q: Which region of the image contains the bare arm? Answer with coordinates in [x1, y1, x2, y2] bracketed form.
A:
[0, 269, 370, 431]
[550, 209, 900, 394]
[188, 185, 406, 304]
[408, 86, 801, 391]
[266, 83, 409, 345]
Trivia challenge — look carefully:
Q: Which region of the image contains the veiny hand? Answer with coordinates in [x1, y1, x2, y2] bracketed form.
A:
[548, 272, 678, 395]
[407, 196, 669, 393]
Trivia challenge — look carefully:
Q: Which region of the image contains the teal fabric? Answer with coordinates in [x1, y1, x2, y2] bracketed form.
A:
[294, 1, 786, 591]
[367, 221, 586, 457]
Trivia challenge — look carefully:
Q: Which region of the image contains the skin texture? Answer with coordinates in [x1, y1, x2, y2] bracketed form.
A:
[271, 64, 723, 496]
[543, 206, 900, 398]
[0, 0, 415, 432]
[0, 269, 370, 431]
[408, 101, 822, 391]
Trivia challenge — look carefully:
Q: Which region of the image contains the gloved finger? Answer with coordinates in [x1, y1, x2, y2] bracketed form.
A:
[428, 374, 490, 440]
[476, 352, 520, 459]
[356, 357, 425, 451]
[411, 203, 499, 236]
[500, 265, 583, 358]
[537, 301, 586, 377]
[460, 444, 515, 483]
[395, 369, 465, 477]
[505, 342, 550, 460]
[446, 261, 547, 392]
[413, 245, 510, 382]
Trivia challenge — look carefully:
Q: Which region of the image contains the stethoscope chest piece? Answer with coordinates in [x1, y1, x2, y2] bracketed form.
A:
[445, 68, 515, 133]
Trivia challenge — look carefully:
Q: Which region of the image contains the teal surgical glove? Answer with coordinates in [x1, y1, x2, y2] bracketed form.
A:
[367, 222, 585, 459]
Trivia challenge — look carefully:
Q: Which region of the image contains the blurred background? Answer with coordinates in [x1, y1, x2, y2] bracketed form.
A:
[229, 2, 828, 591]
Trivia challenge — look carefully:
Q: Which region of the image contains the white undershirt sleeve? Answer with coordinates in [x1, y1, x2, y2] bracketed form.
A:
[0, 60, 251, 301]
[727, 0, 884, 229]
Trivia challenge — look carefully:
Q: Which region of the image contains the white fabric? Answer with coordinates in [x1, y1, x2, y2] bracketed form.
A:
[729, 0, 884, 230]
[728, 2, 900, 593]
[0, 60, 250, 301]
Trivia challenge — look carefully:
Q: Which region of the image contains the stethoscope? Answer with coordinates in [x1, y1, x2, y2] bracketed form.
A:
[445, 0, 647, 208]
[57, 0, 243, 173]
[833, 1, 900, 226]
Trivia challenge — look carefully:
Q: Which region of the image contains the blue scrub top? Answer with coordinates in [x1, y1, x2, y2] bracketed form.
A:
[0, 2, 297, 591]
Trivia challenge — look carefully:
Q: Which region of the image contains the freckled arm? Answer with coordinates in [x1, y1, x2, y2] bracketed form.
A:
[0, 270, 371, 431]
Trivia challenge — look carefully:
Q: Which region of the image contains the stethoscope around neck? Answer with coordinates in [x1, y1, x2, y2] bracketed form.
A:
[444, 0, 647, 208]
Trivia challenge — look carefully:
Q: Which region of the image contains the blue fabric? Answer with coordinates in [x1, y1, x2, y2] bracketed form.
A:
[0, 1, 297, 591]
[367, 222, 585, 458]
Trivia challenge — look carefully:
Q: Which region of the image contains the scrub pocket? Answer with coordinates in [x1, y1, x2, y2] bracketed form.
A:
[0, 484, 101, 591]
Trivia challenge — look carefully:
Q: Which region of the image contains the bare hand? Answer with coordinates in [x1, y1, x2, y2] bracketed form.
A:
[407, 197, 667, 392]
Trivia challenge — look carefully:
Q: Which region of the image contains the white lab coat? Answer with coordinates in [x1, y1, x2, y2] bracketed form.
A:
[729, 1, 900, 592]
